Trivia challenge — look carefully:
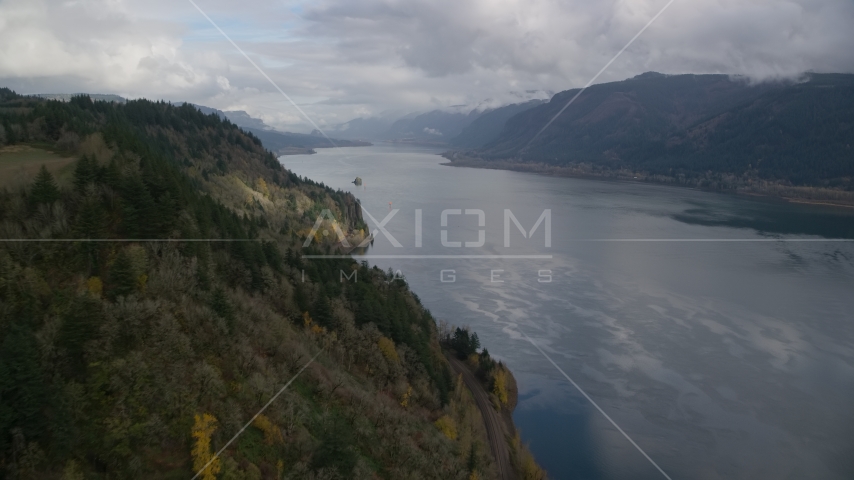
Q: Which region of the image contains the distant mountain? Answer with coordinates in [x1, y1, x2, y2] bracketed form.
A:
[35, 93, 126, 103]
[191, 104, 369, 154]
[461, 72, 854, 188]
[328, 115, 399, 141]
[191, 104, 269, 131]
[384, 109, 484, 143]
[448, 99, 546, 148]
[327, 90, 552, 143]
[217, 109, 267, 130]
[243, 126, 370, 154]
[328, 109, 485, 144]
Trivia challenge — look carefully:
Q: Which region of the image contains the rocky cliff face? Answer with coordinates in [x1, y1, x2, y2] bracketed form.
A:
[343, 193, 364, 228]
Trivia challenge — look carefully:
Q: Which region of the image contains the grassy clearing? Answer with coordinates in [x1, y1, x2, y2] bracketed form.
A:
[0, 144, 77, 189]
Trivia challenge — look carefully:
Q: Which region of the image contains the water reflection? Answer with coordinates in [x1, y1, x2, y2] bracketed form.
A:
[286, 146, 854, 480]
[671, 199, 854, 238]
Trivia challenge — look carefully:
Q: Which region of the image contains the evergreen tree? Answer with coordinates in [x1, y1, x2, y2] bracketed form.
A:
[30, 165, 60, 206]
[2, 119, 15, 145]
[157, 192, 178, 235]
[0, 324, 48, 450]
[120, 176, 157, 238]
[354, 300, 373, 327]
[75, 198, 106, 274]
[107, 250, 136, 300]
[57, 297, 102, 379]
[313, 294, 333, 328]
[75, 198, 105, 239]
[103, 158, 122, 189]
[293, 282, 308, 313]
[262, 241, 283, 273]
[211, 287, 235, 330]
[196, 262, 211, 291]
[73, 155, 98, 192]
[451, 328, 480, 359]
[467, 444, 478, 474]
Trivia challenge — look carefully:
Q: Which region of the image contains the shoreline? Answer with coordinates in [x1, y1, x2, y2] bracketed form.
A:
[441, 154, 854, 210]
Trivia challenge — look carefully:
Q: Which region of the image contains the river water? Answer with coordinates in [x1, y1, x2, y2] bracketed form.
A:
[284, 144, 854, 480]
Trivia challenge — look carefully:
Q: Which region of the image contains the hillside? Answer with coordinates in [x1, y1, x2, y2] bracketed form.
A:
[449, 73, 854, 200]
[449, 100, 545, 149]
[0, 89, 541, 479]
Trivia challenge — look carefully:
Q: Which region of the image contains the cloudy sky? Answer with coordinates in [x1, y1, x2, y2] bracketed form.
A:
[1, 0, 852, 131]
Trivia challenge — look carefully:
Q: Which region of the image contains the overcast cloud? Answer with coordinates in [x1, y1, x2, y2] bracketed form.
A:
[1, 0, 852, 131]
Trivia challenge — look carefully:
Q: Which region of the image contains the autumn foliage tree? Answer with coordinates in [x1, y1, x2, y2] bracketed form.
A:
[191, 413, 220, 480]
[492, 368, 509, 406]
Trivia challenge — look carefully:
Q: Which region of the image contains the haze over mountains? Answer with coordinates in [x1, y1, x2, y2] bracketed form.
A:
[189, 95, 553, 148]
[327, 90, 552, 143]
[29, 88, 556, 150]
[31, 72, 854, 190]
[321, 101, 547, 145]
[191, 104, 370, 154]
[448, 100, 548, 148]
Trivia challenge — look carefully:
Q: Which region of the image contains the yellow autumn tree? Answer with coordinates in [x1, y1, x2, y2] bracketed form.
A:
[400, 384, 413, 408]
[493, 369, 508, 406]
[377, 336, 399, 363]
[86, 276, 103, 297]
[61, 459, 85, 480]
[191, 413, 221, 480]
[256, 177, 270, 197]
[434, 415, 457, 440]
[303, 312, 324, 335]
[137, 273, 148, 293]
[252, 414, 283, 445]
[512, 432, 548, 480]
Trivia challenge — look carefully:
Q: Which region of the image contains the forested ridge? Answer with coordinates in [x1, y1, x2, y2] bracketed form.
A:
[449, 73, 854, 200]
[0, 89, 540, 479]
[448, 100, 546, 149]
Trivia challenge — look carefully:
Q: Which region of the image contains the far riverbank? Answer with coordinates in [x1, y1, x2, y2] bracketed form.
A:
[441, 152, 854, 209]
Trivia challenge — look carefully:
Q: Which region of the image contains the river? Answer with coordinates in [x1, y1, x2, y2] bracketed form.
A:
[284, 144, 854, 480]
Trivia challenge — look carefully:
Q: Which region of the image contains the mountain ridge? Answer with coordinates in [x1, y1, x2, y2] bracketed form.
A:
[448, 99, 546, 148]
[328, 90, 552, 142]
[445, 72, 854, 204]
[191, 104, 371, 154]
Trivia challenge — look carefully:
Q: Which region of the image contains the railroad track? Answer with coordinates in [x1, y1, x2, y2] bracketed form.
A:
[448, 355, 513, 480]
